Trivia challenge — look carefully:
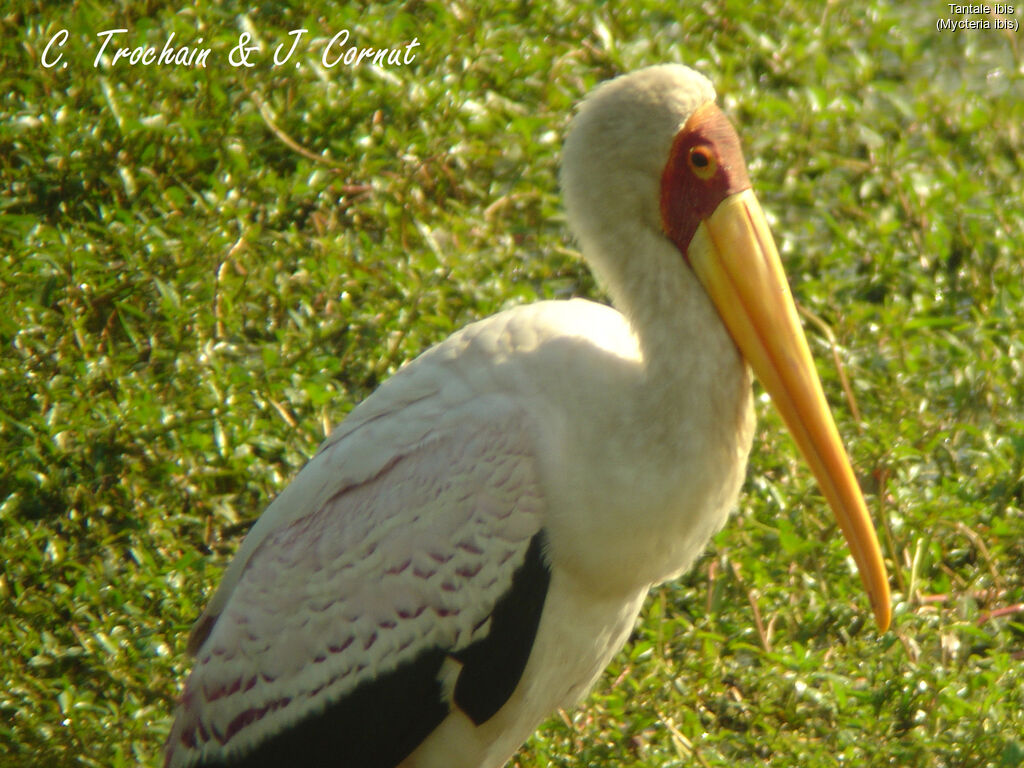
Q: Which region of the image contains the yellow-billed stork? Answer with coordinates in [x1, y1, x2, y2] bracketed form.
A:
[164, 64, 891, 768]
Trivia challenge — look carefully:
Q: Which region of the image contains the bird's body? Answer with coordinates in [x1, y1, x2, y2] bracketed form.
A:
[169, 296, 751, 768]
[165, 65, 889, 768]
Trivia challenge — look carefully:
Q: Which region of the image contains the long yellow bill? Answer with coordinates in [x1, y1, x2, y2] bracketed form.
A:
[689, 189, 891, 632]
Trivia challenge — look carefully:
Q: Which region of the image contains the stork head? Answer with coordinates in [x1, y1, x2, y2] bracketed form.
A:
[562, 65, 717, 268]
[562, 65, 891, 632]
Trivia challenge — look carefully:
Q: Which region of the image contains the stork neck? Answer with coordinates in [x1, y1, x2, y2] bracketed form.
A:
[556, 223, 754, 594]
[592, 226, 743, 402]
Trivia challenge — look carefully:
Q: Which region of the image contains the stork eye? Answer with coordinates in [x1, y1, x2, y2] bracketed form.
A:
[688, 146, 717, 179]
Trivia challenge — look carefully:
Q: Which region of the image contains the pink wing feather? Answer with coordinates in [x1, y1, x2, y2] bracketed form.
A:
[165, 413, 545, 767]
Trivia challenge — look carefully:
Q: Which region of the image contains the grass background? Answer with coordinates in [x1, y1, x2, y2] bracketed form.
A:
[2, 1, 1023, 766]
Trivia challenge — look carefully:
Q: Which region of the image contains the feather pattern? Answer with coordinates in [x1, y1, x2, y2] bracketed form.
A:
[169, 419, 545, 763]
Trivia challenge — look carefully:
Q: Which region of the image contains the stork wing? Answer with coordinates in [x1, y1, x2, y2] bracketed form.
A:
[165, 396, 548, 768]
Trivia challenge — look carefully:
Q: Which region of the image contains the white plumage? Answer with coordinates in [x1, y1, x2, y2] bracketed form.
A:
[166, 64, 888, 768]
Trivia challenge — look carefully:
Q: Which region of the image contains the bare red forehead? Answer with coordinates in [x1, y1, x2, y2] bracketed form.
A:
[659, 102, 752, 257]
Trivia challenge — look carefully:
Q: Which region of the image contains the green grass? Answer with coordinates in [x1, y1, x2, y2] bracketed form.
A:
[3, 1, 1023, 766]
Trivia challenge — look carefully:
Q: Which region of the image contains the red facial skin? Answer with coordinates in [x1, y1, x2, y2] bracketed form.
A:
[659, 102, 753, 259]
